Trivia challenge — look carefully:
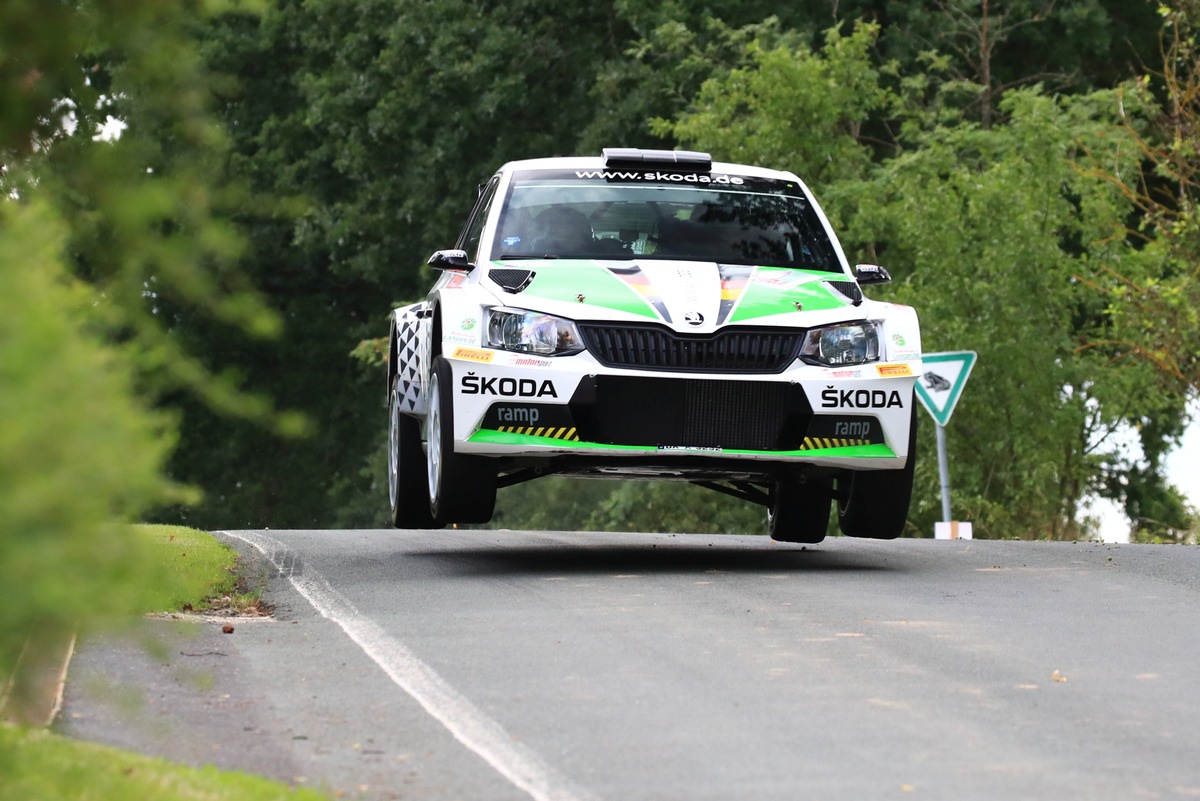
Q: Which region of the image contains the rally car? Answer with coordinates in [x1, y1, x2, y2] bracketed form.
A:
[386, 148, 922, 542]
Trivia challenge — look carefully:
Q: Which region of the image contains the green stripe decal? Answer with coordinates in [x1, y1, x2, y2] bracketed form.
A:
[728, 268, 848, 323]
[506, 260, 657, 319]
[469, 429, 895, 458]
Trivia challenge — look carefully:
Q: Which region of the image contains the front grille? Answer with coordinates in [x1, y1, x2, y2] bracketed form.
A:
[570, 376, 811, 450]
[578, 323, 804, 373]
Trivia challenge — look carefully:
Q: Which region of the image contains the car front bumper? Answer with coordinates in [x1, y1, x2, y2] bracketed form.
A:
[445, 346, 919, 472]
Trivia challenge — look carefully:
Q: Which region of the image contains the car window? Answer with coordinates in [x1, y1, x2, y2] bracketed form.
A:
[458, 176, 501, 262]
[489, 169, 840, 271]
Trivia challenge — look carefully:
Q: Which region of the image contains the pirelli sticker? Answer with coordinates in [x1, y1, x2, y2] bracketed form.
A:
[452, 347, 494, 364]
[876, 363, 913, 377]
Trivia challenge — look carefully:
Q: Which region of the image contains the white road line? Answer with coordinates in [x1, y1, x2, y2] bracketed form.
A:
[220, 530, 599, 801]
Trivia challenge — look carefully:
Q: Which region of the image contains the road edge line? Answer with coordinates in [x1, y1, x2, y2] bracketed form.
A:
[219, 530, 599, 801]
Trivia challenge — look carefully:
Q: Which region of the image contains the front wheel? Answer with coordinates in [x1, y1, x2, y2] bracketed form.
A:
[836, 404, 917, 539]
[388, 376, 439, 529]
[427, 356, 497, 525]
[768, 479, 831, 544]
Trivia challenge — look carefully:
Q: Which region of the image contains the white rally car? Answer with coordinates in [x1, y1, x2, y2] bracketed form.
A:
[387, 148, 921, 542]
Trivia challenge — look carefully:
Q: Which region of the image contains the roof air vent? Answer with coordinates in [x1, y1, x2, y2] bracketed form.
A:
[602, 148, 712, 172]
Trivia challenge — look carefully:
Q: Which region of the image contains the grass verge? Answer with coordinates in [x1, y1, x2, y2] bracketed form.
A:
[1, 525, 312, 800]
[0, 724, 328, 801]
[139, 524, 269, 615]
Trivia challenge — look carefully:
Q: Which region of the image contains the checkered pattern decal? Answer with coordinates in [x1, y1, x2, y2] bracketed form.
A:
[393, 303, 428, 415]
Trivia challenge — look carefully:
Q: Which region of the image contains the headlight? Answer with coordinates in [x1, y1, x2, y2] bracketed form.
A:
[800, 321, 880, 366]
[486, 308, 584, 356]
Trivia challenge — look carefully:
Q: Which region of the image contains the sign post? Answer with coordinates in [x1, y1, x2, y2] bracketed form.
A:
[914, 351, 977, 538]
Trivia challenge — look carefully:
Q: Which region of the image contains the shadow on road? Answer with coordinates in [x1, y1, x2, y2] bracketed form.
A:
[396, 535, 907, 578]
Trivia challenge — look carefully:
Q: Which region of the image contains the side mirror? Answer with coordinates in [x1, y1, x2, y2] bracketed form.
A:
[854, 263, 892, 286]
[428, 249, 474, 271]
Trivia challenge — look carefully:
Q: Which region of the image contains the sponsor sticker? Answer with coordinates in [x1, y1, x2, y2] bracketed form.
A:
[833, 420, 873, 437]
[574, 170, 745, 185]
[510, 356, 552, 368]
[495, 406, 542, 424]
[820, 386, 905, 409]
[462, 373, 558, 398]
[805, 415, 883, 445]
[460, 318, 477, 331]
[876, 363, 913, 378]
[483, 403, 574, 431]
[452, 347, 494, 364]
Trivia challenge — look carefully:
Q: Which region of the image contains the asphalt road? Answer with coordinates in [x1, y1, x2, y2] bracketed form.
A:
[62, 530, 1200, 800]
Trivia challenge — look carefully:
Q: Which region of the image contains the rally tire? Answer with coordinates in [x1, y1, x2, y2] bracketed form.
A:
[389, 376, 440, 529]
[427, 356, 497, 525]
[768, 479, 831, 544]
[836, 402, 917, 539]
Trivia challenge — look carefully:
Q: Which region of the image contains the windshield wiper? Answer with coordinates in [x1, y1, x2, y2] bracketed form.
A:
[500, 253, 558, 260]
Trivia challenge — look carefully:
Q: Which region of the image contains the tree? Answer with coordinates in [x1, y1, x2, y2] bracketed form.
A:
[1077, 1, 1200, 396]
[660, 20, 1190, 538]
[1, 0, 275, 706]
[161, 0, 1193, 537]
[0, 200, 184, 694]
[163, 0, 659, 528]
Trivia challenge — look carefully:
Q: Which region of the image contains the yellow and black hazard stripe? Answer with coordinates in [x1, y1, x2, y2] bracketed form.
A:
[497, 426, 581, 441]
[799, 437, 868, 450]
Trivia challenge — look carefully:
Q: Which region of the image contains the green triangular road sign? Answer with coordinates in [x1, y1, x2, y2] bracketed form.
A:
[915, 351, 977, 427]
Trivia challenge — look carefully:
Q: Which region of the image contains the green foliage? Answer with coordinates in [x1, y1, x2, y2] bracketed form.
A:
[139, 525, 242, 612]
[860, 87, 1159, 538]
[155, 0, 1196, 537]
[657, 15, 1194, 539]
[1073, 2, 1200, 398]
[655, 21, 888, 183]
[158, 0, 651, 527]
[3, 0, 293, 429]
[0, 200, 188, 677]
[0, 0, 306, 721]
[0, 724, 328, 801]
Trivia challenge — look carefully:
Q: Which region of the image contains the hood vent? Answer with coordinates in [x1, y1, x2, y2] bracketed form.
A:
[825, 280, 863, 306]
[489, 268, 535, 294]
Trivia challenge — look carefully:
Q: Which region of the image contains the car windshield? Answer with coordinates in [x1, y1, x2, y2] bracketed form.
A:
[490, 169, 841, 272]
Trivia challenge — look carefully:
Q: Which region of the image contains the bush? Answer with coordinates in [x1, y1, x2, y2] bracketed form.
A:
[0, 200, 192, 682]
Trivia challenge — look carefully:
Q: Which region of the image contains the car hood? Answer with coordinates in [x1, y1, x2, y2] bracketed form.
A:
[481, 259, 862, 333]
